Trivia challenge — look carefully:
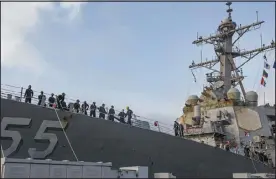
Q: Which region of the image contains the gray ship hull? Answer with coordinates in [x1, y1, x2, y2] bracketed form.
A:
[1, 98, 273, 178]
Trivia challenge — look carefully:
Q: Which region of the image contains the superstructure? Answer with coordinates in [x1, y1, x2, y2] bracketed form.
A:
[179, 2, 275, 168]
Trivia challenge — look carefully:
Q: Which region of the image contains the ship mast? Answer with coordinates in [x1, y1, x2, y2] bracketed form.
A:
[190, 2, 275, 99]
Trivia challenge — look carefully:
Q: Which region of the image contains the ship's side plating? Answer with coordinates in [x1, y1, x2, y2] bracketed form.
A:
[0, 98, 273, 178]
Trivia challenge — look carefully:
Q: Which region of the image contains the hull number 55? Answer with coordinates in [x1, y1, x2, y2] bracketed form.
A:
[1, 117, 68, 159]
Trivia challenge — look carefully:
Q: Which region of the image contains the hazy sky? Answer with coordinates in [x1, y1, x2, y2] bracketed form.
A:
[1, 2, 275, 125]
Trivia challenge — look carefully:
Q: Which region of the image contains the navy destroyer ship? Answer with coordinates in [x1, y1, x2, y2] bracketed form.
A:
[1, 2, 275, 178]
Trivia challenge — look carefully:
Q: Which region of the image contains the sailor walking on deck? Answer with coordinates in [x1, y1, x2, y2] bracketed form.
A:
[125, 106, 133, 125]
[90, 102, 97, 117]
[24, 85, 33, 103]
[108, 105, 115, 121]
[81, 101, 89, 115]
[98, 104, 107, 119]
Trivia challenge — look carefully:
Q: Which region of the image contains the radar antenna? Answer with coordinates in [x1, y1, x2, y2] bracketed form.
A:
[190, 2, 275, 99]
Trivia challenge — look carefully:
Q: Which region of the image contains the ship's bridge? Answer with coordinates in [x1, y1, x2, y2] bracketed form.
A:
[184, 121, 225, 137]
[183, 121, 226, 147]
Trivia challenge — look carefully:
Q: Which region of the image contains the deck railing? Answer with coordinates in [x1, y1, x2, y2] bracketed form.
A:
[2, 84, 275, 168]
[1, 84, 175, 136]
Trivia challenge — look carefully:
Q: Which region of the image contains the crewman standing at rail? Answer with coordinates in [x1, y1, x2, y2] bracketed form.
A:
[61, 100, 68, 110]
[179, 123, 184, 137]
[48, 93, 55, 107]
[24, 85, 33, 103]
[225, 141, 230, 151]
[244, 145, 250, 157]
[98, 104, 107, 119]
[174, 120, 179, 136]
[108, 105, 115, 121]
[74, 100, 80, 113]
[90, 102, 97, 117]
[56, 93, 66, 109]
[118, 109, 126, 123]
[125, 106, 133, 125]
[38, 91, 46, 106]
[81, 101, 89, 115]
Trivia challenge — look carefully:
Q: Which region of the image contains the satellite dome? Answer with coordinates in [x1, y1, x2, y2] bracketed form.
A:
[227, 88, 240, 101]
[218, 18, 236, 32]
[188, 95, 199, 100]
[246, 91, 258, 106]
[228, 87, 239, 93]
[232, 21, 237, 28]
[246, 91, 257, 96]
[221, 18, 231, 24]
[186, 95, 199, 106]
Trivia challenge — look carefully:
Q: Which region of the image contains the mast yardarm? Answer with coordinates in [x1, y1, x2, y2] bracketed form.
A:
[190, 2, 275, 99]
